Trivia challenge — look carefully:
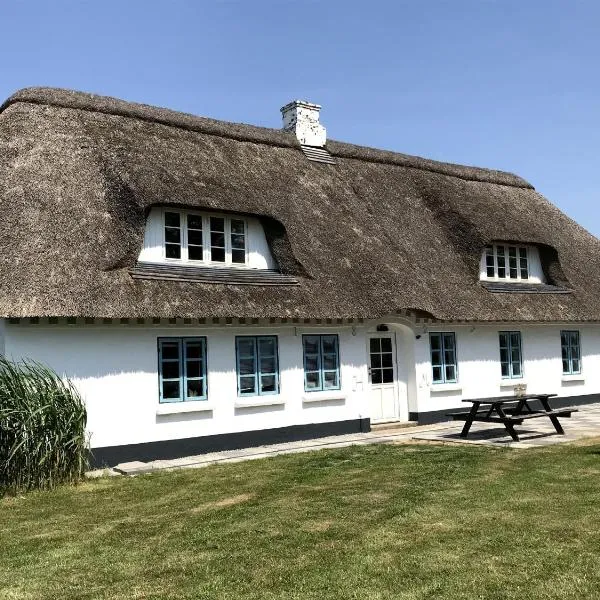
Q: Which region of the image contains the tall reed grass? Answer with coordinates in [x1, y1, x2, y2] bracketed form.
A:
[0, 358, 88, 494]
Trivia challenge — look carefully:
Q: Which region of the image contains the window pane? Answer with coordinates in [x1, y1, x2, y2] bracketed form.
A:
[370, 353, 381, 368]
[562, 359, 570, 374]
[381, 353, 393, 368]
[500, 348, 509, 363]
[211, 232, 225, 247]
[512, 362, 522, 377]
[232, 250, 246, 264]
[165, 227, 181, 243]
[305, 371, 321, 390]
[499, 333, 508, 348]
[258, 337, 276, 356]
[431, 350, 442, 366]
[210, 217, 225, 232]
[501, 363, 509, 378]
[304, 337, 320, 354]
[165, 212, 180, 227]
[186, 361, 201, 379]
[161, 361, 179, 380]
[239, 375, 256, 395]
[161, 342, 180, 360]
[430, 335, 441, 351]
[370, 369, 381, 384]
[305, 355, 319, 371]
[370, 338, 380, 353]
[445, 365, 456, 382]
[260, 375, 276, 393]
[237, 338, 255, 357]
[185, 342, 202, 359]
[211, 248, 225, 262]
[260, 356, 276, 374]
[188, 229, 203, 246]
[485, 247, 495, 277]
[187, 214, 203, 229]
[432, 366, 443, 382]
[382, 368, 394, 383]
[186, 379, 204, 399]
[509, 247, 518, 278]
[510, 332, 521, 347]
[561, 346, 569, 360]
[443, 333, 455, 350]
[231, 219, 245, 234]
[572, 359, 580, 373]
[321, 336, 338, 354]
[231, 233, 245, 249]
[165, 244, 181, 259]
[239, 357, 256, 376]
[162, 380, 180, 400]
[188, 245, 204, 261]
[511, 348, 521, 362]
[324, 371, 339, 389]
[321, 354, 336, 370]
[381, 338, 392, 353]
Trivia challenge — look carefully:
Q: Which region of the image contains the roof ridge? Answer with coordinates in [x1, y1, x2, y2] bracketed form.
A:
[1, 86, 533, 189]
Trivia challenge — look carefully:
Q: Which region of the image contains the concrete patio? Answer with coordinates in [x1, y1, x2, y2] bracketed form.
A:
[105, 402, 600, 476]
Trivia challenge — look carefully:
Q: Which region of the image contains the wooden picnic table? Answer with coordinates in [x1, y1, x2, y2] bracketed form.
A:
[448, 394, 577, 442]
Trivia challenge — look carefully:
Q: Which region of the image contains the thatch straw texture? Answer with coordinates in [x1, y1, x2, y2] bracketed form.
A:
[0, 87, 599, 322]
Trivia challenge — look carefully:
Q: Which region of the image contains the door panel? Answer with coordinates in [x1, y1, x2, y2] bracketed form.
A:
[368, 334, 398, 421]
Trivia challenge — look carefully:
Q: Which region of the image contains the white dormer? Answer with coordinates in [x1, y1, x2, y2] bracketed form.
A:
[138, 207, 277, 270]
[479, 244, 545, 284]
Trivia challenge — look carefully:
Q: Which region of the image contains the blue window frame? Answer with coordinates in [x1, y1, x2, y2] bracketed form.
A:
[561, 330, 581, 375]
[429, 332, 458, 384]
[236, 336, 279, 396]
[158, 337, 207, 403]
[303, 335, 340, 392]
[499, 331, 523, 379]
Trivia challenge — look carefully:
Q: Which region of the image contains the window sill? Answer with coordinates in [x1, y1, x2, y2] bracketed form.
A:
[429, 383, 462, 393]
[156, 401, 214, 416]
[234, 397, 285, 408]
[561, 374, 585, 383]
[302, 392, 347, 404]
[499, 379, 527, 388]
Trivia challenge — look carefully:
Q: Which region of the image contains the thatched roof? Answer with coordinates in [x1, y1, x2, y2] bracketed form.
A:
[0, 86, 599, 322]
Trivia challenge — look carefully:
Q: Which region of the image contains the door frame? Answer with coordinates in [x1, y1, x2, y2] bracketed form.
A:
[366, 332, 403, 423]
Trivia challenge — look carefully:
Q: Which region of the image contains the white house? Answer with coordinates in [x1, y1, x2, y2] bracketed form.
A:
[0, 87, 599, 467]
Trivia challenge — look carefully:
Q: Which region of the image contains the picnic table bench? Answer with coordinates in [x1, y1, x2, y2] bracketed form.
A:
[447, 394, 577, 442]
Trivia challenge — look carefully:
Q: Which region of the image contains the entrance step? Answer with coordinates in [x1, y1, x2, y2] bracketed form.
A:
[370, 421, 418, 434]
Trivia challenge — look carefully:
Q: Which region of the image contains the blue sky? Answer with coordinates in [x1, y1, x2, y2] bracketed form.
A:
[2, 0, 599, 236]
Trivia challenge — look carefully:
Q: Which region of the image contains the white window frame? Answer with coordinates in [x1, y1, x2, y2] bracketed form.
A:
[484, 244, 530, 281]
[162, 208, 249, 267]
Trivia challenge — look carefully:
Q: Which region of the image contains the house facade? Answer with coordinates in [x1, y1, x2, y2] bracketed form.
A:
[1, 88, 599, 467]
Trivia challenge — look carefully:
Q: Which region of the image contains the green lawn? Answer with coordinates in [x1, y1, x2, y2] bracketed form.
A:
[2, 441, 600, 600]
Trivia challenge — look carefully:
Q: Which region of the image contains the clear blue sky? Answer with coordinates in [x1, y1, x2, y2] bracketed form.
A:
[2, 1, 599, 236]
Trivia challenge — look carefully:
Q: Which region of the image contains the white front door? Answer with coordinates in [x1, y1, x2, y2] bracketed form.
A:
[368, 334, 399, 422]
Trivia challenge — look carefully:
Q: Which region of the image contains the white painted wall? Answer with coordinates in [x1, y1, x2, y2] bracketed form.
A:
[4, 324, 369, 449]
[414, 324, 600, 415]
[139, 207, 277, 270]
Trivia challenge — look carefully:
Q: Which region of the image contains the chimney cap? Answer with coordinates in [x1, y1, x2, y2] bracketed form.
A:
[280, 99, 322, 113]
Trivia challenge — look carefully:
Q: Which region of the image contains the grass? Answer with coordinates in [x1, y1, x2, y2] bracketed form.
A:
[2, 441, 600, 600]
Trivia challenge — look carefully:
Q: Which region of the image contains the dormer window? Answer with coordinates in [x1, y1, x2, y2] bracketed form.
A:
[163, 210, 247, 266]
[480, 244, 545, 284]
[485, 244, 528, 280]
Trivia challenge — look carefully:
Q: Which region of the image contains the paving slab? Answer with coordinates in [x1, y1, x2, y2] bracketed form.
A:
[109, 403, 600, 475]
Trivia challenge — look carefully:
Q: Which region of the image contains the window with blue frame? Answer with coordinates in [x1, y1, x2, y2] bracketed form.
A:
[303, 335, 340, 391]
[158, 337, 207, 403]
[429, 332, 458, 383]
[499, 331, 523, 379]
[561, 330, 581, 375]
[236, 336, 279, 396]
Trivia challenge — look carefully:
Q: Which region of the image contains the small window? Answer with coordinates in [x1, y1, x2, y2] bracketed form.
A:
[484, 245, 529, 281]
[561, 330, 581, 375]
[158, 338, 207, 403]
[163, 209, 247, 266]
[429, 332, 458, 384]
[303, 335, 340, 392]
[236, 336, 279, 396]
[499, 331, 523, 379]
